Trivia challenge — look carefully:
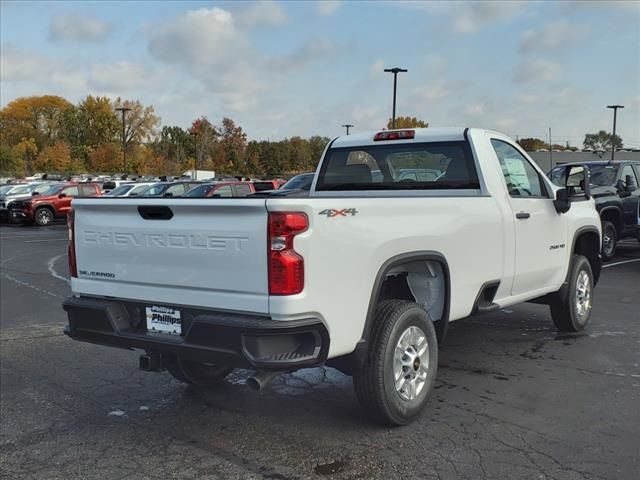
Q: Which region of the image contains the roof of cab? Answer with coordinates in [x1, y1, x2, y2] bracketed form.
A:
[330, 127, 469, 148]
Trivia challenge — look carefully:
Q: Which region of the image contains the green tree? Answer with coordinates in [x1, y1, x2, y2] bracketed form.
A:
[517, 138, 548, 151]
[308, 136, 329, 170]
[386, 116, 429, 129]
[219, 117, 247, 173]
[0, 144, 23, 176]
[583, 130, 623, 151]
[0, 95, 73, 151]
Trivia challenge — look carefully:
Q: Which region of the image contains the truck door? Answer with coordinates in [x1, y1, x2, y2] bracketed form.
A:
[490, 139, 568, 296]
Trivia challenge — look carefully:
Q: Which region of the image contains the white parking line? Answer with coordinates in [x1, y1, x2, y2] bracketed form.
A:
[23, 239, 68, 243]
[1, 235, 66, 240]
[47, 253, 70, 285]
[603, 258, 640, 269]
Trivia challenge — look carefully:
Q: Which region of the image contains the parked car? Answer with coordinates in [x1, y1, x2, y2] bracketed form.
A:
[251, 173, 315, 197]
[281, 173, 315, 191]
[137, 181, 201, 197]
[9, 183, 101, 226]
[0, 182, 61, 222]
[104, 182, 155, 197]
[63, 128, 602, 425]
[252, 179, 286, 192]
[101, 180, 134, 194]
[549, 160, 640, 259]
[183, 181, 255, 198]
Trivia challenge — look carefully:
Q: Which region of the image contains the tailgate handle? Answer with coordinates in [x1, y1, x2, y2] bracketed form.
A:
[138, 206, 173, 220]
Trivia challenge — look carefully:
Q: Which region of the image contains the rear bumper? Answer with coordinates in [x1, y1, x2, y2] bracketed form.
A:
[63, 296, 329, 370]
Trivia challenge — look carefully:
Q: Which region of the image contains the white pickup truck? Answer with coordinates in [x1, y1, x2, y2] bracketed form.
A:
[63, 128, 601, 425]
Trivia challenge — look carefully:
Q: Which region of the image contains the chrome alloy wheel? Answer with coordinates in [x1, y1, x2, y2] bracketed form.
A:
[36, 208, 53, 225]
[602, 231, 614, 256]
[393, 326, 429, 401]
[575, 270, 592, 321]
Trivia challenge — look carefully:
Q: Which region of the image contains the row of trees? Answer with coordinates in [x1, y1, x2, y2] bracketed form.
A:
[2, 94, 625, 177]
[517, 131, 624, 152]
[0, 95, 334, 177]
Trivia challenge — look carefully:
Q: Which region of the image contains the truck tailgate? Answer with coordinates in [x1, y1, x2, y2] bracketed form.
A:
[71, 198, 269, 313]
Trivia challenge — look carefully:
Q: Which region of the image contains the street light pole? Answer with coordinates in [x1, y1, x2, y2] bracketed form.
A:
[383, 67, 408, 129]
[606, 105, 624, 161]
[190, 131, 198, 180]
[115, 107, 131, 173]
[342, 124, 354, 135]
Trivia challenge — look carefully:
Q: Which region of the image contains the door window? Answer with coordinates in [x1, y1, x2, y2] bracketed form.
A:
[63, 186, 79, 197]
[164, 184, 186, 196]
[233, 184, 252, 196]
[620, 165, 638, 190]
[80, 185, 97, 196]
[214, 185, 233, 197]
[491, 139, 546, 197]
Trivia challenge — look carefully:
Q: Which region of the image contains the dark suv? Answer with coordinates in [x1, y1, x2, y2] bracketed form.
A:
[550, 160, 640, 259]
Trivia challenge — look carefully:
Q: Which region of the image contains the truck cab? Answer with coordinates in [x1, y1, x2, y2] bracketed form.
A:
[550, 160, 640, 259]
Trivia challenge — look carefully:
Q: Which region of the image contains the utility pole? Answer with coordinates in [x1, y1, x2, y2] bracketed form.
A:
[190, 131, 198, 180]
[607, 105, 624, 161]
[383, 67, 408, 129]
[342, 124, 354, 135]
[549, 127, 552, 168]
[115, 107, 131, 173]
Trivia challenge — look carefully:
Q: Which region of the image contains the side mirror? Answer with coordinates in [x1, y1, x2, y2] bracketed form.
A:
[58, 193, 67, 198]
[625, 174, 636, 192]
[31, 191, 40, 196]
[565, 164, 591, 199]
[553, 164, 591, 214]
[554, 188, 571, 214]
[163, 192, 173, 197]
[616, 179, 631, 197]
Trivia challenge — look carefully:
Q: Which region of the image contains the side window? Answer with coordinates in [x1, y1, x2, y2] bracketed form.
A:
[621, 165, 638, 190]
[63, 186, 79, 197]
[491, 139, 545, 197]
[165, 184, 185, 196]
[233, 184, 251, 197]
[633, 165, 640, 186]
[214, 185, 233, 197]
[80, 185, 97, 196]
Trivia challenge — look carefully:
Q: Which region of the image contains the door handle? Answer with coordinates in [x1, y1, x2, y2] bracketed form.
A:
[516, 212, 530, 220]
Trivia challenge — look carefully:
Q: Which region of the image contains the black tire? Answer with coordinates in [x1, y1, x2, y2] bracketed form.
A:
[164, 355, 233, 387]
[550, 254, 594, 332]
[34, 207, 54, 226]
[353, 300, 438, 426]
[601, 221, 617, 261]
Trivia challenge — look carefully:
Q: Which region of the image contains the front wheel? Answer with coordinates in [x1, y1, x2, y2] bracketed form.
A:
[34, 207, 54, 226]
[550, 254, 594, 332]
[353, 300, 438, 426]
[164, 355, 233, 387]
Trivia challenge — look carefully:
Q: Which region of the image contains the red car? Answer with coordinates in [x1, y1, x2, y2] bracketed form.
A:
[9, 183, 101, 226]
[252, 179, 286, 192]
[183, 181, 255, 198]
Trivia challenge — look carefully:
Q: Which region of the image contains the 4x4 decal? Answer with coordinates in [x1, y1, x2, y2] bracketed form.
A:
[319, 208, 358, 217]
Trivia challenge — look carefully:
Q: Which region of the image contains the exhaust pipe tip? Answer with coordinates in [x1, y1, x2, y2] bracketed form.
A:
[247, 370, 281, 392]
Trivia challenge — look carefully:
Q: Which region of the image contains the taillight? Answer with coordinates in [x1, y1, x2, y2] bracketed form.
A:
[67, 210, 77, 278]
[268, 212, 308, 295]
[373, 129, 415, 141]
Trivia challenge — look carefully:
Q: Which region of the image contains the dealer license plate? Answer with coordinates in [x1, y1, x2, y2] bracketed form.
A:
[145, 306, 182, 335]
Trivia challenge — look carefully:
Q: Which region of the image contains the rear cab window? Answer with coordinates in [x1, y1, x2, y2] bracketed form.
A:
[316, 141, 479, 191]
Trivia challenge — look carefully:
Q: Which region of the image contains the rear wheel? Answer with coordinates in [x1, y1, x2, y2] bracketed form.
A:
[353, 300, 438, 426]
[164, 355, 233, 387]
[34, 207, 54, 226]
[550, 254, 594, 332]
[601, 221, 617, 261]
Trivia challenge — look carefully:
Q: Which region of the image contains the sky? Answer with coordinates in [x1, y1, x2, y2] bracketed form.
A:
[1, 0, 639, 147]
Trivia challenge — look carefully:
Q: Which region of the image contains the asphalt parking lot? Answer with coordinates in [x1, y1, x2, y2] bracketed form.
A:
[1, 223, 638, 480]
